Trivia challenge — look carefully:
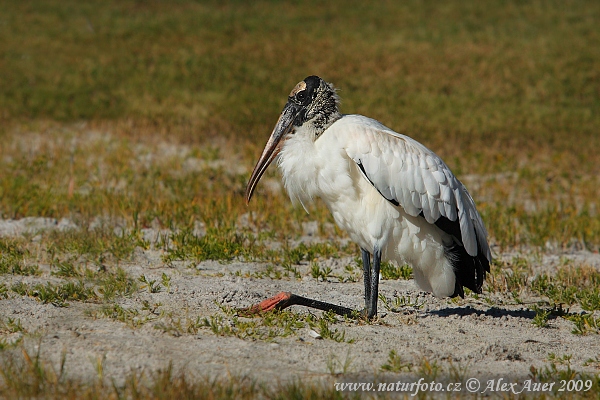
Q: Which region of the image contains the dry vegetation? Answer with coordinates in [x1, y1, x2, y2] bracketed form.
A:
[0, 0, 599, 398]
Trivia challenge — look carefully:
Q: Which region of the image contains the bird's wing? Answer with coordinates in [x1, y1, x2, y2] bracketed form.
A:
[341, 115, 490, 260]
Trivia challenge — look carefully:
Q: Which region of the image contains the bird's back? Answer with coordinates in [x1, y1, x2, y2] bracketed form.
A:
[315, 114, 491, 296]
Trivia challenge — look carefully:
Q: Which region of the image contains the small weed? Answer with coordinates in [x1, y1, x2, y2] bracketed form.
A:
[94, 304, 153, 328]
[0, 238, 39, 276]
[281, 262, 301, 279]
[418, 357, 441, 380]
[163, 226, 256, 265]
[486, 257, 530, 294]
[0, 318, 26, 334]
[251, 264, 283, 280]
[96, 268, 137, 300]
[529, 363, 577, 383]
[202, 310, 305, 341]
[46, 228, 145, 265]
[51, 258, 81, 278]
[530, 353, 600, 392]
[310, 263, 332, 281]
[30, 281, 95, 307]
[447, 358, 470, 382]
[380, 350, 412, 373]
[155, 314, 204, 337]
[566, 313, 600, 335]
[584, 356, 600, 369]
[380, 261, 412, 280]
[10, 282, 29, 296]
[532, 306, 551, 328]
[326, 350, 354, 375]
[138, 275, 162, 293]
[0, 283, 8, 299]
[547, 353, 572, 366]
[202, 308, 352, 343]
[335, 264, 360, 283]
[161, 273, 172, 292]
[379, 293, 424, 313]
[307, 312, 353, 343]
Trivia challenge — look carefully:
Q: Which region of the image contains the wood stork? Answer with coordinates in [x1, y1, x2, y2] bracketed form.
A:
[244, 75, 491, 319]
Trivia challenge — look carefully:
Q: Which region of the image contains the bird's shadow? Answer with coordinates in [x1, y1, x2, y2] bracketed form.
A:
[429, 306, 536, 320]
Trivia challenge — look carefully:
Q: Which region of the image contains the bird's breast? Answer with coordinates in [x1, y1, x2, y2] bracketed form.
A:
[278, 131, 399, 252]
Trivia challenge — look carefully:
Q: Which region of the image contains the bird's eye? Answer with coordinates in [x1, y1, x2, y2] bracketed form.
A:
[296, 91, 306, 101]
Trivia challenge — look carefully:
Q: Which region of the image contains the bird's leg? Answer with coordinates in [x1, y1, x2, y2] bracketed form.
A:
[239, 247, 380, 320]
[239, 292, 356, 318]
[361, 247, 371, 311]
[366, 247, 381, 319]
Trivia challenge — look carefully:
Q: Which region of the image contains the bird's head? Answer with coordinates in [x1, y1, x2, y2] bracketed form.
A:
[245, 75, 340, 204]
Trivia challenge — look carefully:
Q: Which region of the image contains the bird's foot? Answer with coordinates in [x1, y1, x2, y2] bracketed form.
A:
[359, 307, 377, 321]
[238, 292, 293, 316]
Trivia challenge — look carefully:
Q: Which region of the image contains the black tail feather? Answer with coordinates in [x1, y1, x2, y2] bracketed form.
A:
[424, 213, 491, 298]
[448, 238, 490, 298]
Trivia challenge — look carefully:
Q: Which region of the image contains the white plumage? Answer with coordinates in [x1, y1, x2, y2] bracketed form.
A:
[278, 114, 490, 298]
[246, 76, 491, 318]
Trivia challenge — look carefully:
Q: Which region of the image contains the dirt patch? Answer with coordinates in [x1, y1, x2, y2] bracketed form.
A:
[1, 219, 599, 389]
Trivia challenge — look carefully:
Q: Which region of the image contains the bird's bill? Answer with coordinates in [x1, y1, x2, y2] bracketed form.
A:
[245, 102, 299, 204]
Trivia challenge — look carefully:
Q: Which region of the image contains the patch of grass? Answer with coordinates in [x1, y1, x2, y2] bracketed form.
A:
[486, 256, 532, 297]
[380, 350, 413, 373]
[163, 226, 258, 265]
[529, 355, 600, 394]
[380, 261, 413, 281]
[307, 312, 354, 344]
[95, 267, 138, 300]
[10, 266, 138, 305]
[566, 313, 600, 336]
[244, 264, 284, 280]
[0, 0, 598, 256]
[138, 275, 163, 294]
[46, 228, 148, 265]
[0, 238, 39, 276]
[10, 282, 28, 296]
[202, 306, 353, 343]
[417, 357, 442, 381]
[92, 304, 156, 329]
[532, 264, 600, 310]
[202, 311, 303, 341]
[30, 281, 95, 307]
[154, 314, 204, 337]
[0, 318, 26, 334]
[0, 346, 358, 399]
[336, 264, 361, 283]
[50, 258, 82, 278]
[326, 350, 354, 375]
[379, 293, 424, 314]
[0, 284, 8, 299]
[311, 263, 333, 281]
[532, 305, 551, 328]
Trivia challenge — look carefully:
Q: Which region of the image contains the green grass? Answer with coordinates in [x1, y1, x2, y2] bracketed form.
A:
[485, 257, 600, 335]
[202, 306, 354, 343]
[380, 350, 413, 373]
[0, 0, 598, 252]
[0, 346, 360, 399]
[1, 0, 600, 397]
[380, 261, 413, 281]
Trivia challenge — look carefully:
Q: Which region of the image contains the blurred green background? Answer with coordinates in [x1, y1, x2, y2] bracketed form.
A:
[2, 1, 598, 140]
[0, 0, 599, 249]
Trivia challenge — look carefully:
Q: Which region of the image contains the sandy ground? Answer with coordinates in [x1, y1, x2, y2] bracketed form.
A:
[0, 217, 599, 391]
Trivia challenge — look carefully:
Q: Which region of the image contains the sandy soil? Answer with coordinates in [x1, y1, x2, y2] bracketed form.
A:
[0, 217, 599, 390]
